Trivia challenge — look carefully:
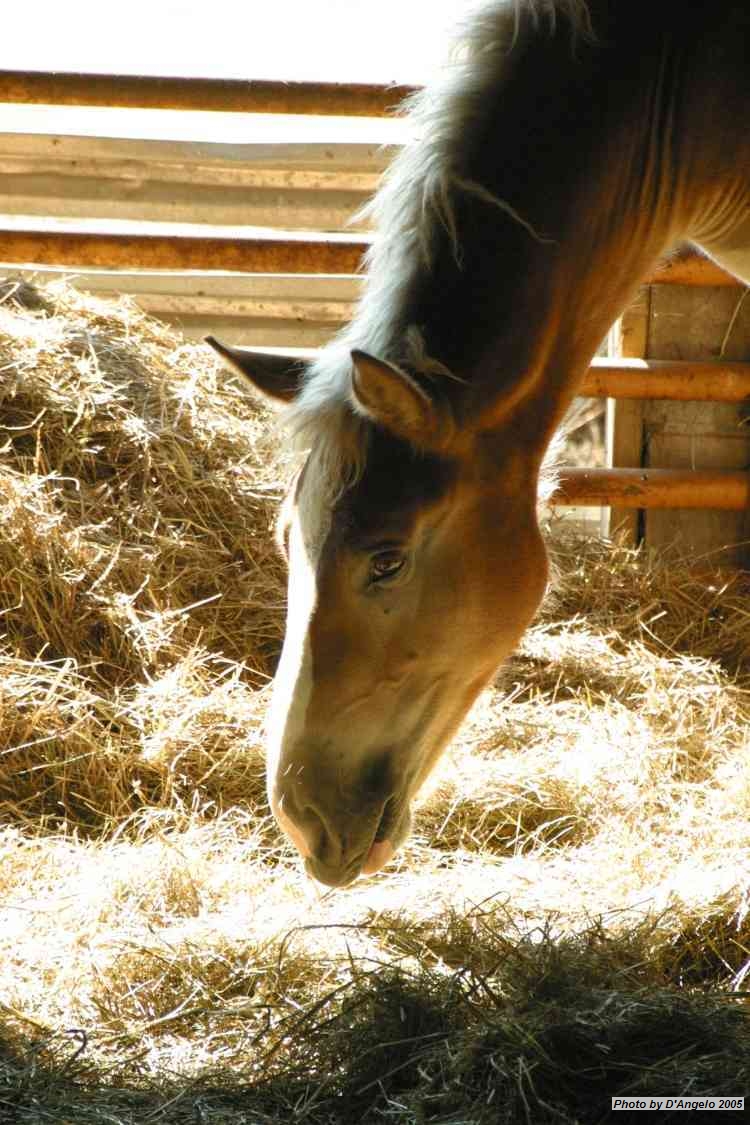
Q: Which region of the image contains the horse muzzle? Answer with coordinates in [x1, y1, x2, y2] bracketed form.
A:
[272, 782, 409, 887]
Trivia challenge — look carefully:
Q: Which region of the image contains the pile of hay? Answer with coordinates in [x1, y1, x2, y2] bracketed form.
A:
[0, 277, 289, 831]
[1, 278, 749, 1124]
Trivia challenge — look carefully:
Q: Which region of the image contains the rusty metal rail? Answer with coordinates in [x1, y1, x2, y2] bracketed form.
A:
[552, 469, 750, 510]
[0, 71, 746, 516]
[582, 359, 750, 403]
[0, 70, 415, 118]
[0, 225, 741, 286]
[0, 228, 366, 274]
[553, 358, 750, 511]
[648, 253, 740, 287]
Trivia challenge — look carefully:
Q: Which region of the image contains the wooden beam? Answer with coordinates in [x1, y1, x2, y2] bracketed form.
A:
[0, 71, 416, 118]
[552, 468, 750, 510]
[582, 359, 750, 403]
[606, 288, 649, 544]
[640, 284, 750, 566]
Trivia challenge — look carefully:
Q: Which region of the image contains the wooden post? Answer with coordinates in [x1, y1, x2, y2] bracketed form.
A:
[642, 285, 750, 567]
[606, 286, 650, 545]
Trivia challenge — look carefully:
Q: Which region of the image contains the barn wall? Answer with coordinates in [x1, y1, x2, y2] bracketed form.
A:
[610, 284, 750, 566]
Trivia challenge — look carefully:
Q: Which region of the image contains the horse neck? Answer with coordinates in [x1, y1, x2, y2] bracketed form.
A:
[400, 2, 743, 456]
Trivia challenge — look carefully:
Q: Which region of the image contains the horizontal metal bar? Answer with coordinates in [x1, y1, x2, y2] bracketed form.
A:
[0, 71, 416, 118]
[581, 359, 750, 403]
[0, 227, 366, 273]
[648, 251, 740, 287]
[0, 226, 743, 286]
[551, 468, 750, 510]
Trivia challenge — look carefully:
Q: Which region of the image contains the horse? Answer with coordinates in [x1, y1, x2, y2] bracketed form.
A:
[207, 0, 750, 887]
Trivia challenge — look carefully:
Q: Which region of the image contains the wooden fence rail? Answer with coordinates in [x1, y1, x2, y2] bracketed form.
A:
[0, 132, 388, 233]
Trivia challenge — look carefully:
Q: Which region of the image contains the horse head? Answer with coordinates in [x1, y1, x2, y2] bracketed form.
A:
[208, 338, 549, 886]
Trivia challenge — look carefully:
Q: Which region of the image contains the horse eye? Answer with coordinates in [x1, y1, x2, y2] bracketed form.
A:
[369, 549, 407, 584]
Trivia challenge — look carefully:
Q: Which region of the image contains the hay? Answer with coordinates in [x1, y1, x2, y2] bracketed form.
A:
[0, 276, 289, 688]
[1, 277, 749, 1123]
[0, 276, 288, 833]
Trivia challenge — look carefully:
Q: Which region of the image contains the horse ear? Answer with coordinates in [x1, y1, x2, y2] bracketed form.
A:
[350, 350, 443, 445]
[205, 336, 305, 404]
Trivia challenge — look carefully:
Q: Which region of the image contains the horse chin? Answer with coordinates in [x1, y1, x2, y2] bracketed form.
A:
[305, 841, 395, 887]
[304, 856, 359, 888]
[304, 807, 412, 888]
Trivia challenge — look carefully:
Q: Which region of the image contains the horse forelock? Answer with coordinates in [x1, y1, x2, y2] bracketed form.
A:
[284, 385, 369, 507]
[282, 324, 453, 506]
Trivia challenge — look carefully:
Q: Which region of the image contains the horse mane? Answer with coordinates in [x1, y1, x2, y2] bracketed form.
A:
[284, 0, 593, 494]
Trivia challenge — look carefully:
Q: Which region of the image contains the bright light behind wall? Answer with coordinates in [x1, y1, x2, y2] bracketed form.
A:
[3, 0, 469, 140]
[6, 0, 465, 82]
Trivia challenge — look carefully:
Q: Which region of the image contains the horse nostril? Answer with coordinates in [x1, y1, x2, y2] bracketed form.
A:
[271, 754, 399, 883]
[274, 793, 314, 859]
[274, 790, 345, 869]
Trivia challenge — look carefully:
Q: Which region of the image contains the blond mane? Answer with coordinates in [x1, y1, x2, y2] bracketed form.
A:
[284, 0, 593, 493]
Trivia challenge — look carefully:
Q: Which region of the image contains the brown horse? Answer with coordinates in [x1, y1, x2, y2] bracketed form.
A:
[208, 0, 750, 886]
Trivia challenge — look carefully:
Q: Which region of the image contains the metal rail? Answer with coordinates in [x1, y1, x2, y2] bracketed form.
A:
[0, 72, 745, 517]
[0, 226, 742, 285]
[0, 71, 415, 118]
[0, 228, 366, 274]
[582, 359, 750, 403]
[552, 468, 750, 510]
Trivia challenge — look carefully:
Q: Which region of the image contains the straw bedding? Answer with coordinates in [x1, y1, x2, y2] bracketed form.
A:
[1, 278, 749, 1124]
